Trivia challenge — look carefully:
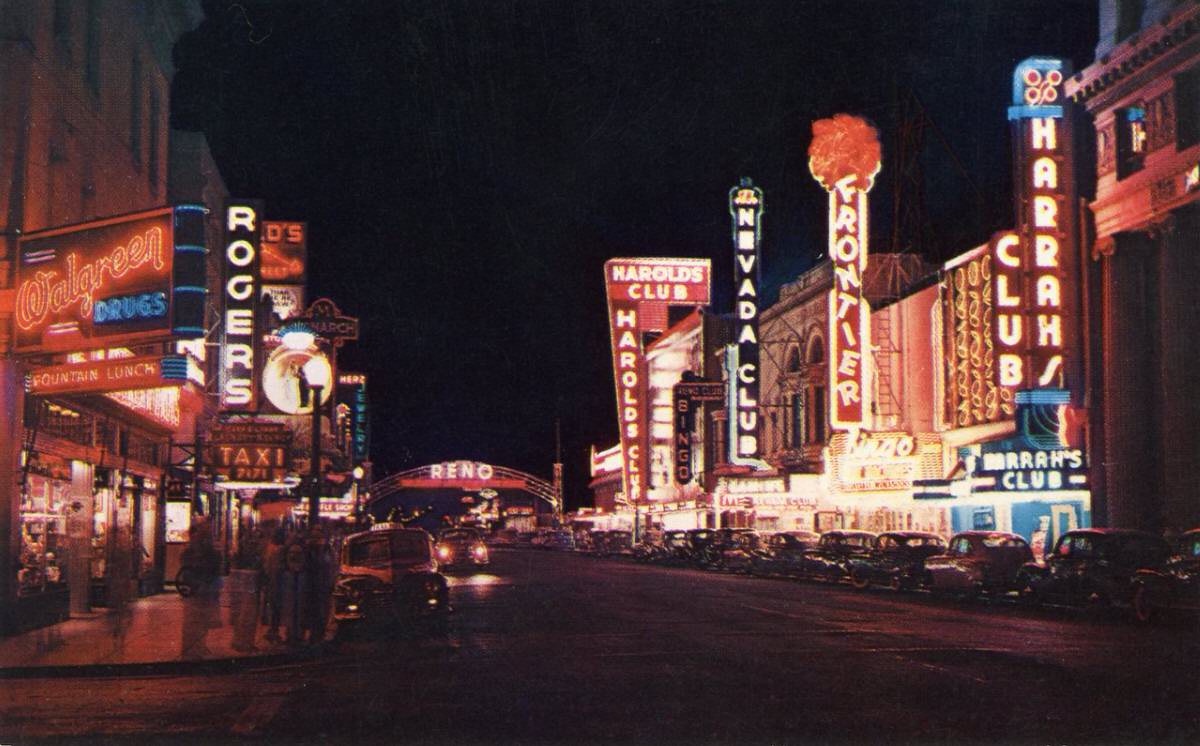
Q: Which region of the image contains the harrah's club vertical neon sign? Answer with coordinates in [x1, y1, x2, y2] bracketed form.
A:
[808, 114, 881, 431]
[605, 258, 711, 505]
[221, 200, 264, 410]
[729, 180, 764, 462]
[995, 57, 1078, 394]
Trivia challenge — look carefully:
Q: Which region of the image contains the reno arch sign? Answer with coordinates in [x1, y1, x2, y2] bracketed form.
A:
[605, 258, 711, 505]
[808, 114, 881, 431]
[994, 57, 1080, 396]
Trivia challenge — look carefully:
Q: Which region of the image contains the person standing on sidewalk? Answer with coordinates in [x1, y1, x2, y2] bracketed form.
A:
[261, 528, 286, 643]
[281, 531, 309, 647]
[107, 530, 134, 650]
[179, 518, 221, 659]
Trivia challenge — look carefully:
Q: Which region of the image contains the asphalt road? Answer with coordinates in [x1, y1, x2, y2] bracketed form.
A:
[3, 548, 1198, 744]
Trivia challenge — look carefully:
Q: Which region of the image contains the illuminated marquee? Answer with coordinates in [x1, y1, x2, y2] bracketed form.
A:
[221, 200, 264, 410]
[14, 207, 205, 353]
[808, 114, 881, 431]
[944, 250, 1013, 426]
[729, 180, 764, 461]
[996, 57, 1079, 393]
[429, 461, 495, 480]
[605, 258, 711, 504]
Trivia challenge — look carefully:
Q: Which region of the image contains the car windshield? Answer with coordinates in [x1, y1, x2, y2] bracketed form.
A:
[900, 536, 944, 547]
[982, 534, 1027, 549]
[346, 532, 429, 566]
[441, 530, 477, 542]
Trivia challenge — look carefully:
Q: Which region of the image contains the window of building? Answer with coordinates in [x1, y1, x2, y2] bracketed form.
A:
[1115, 0, 1143, 44]
[84, 0, 100, 95]
[129, 56, 142, 167]
[788, 391, 805, 448]
[1176, 65, 1200, 151]
[148, 88, 160, 192]
[808, 386, 826, 445]
[1117, 105, 1147, 178]
[785, 346, 801, 373]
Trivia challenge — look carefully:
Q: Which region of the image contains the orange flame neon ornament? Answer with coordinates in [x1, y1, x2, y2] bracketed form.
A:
[807, 113, 882, 193]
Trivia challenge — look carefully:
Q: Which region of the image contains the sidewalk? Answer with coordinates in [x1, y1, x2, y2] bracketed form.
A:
[0, 581, 328, 675]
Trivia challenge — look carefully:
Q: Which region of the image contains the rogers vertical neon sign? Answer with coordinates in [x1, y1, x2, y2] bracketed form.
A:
[730, 180, 764, 461]
[221, 201, 263, 410]
[808, 114, 881, 431]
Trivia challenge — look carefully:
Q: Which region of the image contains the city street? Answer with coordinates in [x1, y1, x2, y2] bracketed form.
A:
[3, 548, 1197, 744]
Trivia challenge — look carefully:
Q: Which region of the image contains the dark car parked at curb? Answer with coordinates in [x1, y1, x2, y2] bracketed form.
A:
[847, 531, 947, 591]
[1131, 528, 1200, 622]
[1020, 528, 1171, 615]
[595, 530, 634, 558]
[798, 530, 877, 582]
[924, 530, 1034, 598]
[660, 530, 693, 565]
[332, 526, 450, 633]
[751, 531, 821, 577]
[715, 531, 764, 573]
[633, 530, 665, 562]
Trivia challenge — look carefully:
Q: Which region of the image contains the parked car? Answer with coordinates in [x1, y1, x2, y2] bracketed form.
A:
[660, 530, 693, 564]
[798, 530, 877, 582]
[924, 531, 1034, 597]
[332, 526, 450, 630]
[632, 530, 665, 562]
[715, 531, 763, 573]
[599, 530, 634, 557]
[1131, 528, 1200, 622]
[750, 531, 820, 577]
[538, 529, 576, 551]
[1020, 528, 1170, 613]
[684, 529, 719, 567]
[486, 529, 519, 547]
[572, 529, 597, 554]
[685, 528, 754, 569]
[847, 531, 947, 591]
[435, 527, 490, 569]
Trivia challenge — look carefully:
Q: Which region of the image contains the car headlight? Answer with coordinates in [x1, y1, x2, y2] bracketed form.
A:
[436, 545, 452, 559]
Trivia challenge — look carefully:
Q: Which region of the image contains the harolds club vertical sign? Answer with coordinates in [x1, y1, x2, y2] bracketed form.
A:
[605, 258, 711, 505]
[808, 114, 882, 431]
[994, 57, 1080, 400]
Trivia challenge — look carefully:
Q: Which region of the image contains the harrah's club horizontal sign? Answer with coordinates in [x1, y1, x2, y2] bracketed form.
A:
[14, 206, 207, 354]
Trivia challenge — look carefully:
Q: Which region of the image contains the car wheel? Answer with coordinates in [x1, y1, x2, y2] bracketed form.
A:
[1132, 583, 1156, 624]
[850, 569, 870, 590]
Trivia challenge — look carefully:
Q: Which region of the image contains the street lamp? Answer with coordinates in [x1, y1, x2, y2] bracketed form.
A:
[301, 355, 330, 523]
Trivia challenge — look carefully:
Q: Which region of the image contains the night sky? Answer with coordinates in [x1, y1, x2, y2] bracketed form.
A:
[171, 0, 1098, 506]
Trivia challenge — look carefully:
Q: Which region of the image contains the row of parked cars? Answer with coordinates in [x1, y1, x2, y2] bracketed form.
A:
[568, 525, 1199, 623]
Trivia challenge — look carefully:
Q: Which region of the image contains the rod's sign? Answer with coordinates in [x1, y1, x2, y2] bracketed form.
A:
[221, 200, 264, 410]
[605, 258, 711, 504]
[995, 57, 1079, 397]
[729, 181, 764, 461]
[808, 114, 881, 431]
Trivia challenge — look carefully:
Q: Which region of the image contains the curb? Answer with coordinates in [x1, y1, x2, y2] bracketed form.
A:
[0, 647, 325, 680]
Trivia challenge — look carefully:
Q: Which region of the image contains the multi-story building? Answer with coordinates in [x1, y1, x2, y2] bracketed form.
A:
[0, 2, 207, 633]
[1067, 0, 1200, 533]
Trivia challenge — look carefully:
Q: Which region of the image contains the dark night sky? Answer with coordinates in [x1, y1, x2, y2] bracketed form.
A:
[171, 0, 1098, 506]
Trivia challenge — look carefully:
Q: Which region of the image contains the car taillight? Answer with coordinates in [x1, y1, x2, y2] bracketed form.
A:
[474, 545, 487, 557]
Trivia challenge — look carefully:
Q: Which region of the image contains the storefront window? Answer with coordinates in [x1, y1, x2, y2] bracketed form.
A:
[165, 501, 192, 543]
[17, 466, 71, 596]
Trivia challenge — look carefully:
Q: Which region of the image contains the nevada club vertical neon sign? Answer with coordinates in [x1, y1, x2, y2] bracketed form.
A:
[729, 180, 764, 463]
[995, 57, 1079, 397]
[808, 114, 881, 432]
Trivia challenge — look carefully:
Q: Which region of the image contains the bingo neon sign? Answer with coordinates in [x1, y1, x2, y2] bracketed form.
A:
[808, 114, 881, 431]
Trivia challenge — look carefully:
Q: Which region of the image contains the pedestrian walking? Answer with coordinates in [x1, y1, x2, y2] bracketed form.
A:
[179, 518, 221, 659]
[262, 528, 286, 643]
[280, 531, 309, 646]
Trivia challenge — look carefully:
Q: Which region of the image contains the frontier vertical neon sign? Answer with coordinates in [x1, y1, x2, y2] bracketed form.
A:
[808, 114, 881, 431]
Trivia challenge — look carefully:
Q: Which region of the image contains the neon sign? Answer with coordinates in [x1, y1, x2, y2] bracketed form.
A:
[997, 57, 1078, 394]
[729, 180, 764, 461]
[429, 461, 495, 480]
[221, 200, 263, 410]
[605, 258, 712, 504]
[944, 250, 1012, 425]
[14, 208, 184, 353]
[808, 114, 881, 431]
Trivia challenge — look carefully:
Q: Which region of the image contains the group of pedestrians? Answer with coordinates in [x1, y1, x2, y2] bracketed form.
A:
[178, 518, 339, 658]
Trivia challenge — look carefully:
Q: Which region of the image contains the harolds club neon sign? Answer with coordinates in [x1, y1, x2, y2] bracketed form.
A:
[994, 57, 1080, 396]
[808, 114, 881, 431]
[605, 258, 711, 505]
[14, 207, 206, 353]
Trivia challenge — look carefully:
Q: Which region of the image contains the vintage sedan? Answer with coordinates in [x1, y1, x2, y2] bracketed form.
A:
[660, 530, 693, 564]
[1021, 528, 1170, 612]
[847, 531, 947, 591]
[435, 527, 490, 569]
[924, 531, 1034, 597]
[1131, 528, 1200, 622]
[332, 525, 450, 631]
[798, 530, 877, 582]
[714, 531, 764, 573]
[750, 531, 820, 577]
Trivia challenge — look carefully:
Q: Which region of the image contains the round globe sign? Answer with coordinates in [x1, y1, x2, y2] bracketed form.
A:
[261, 345, 333, 415]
